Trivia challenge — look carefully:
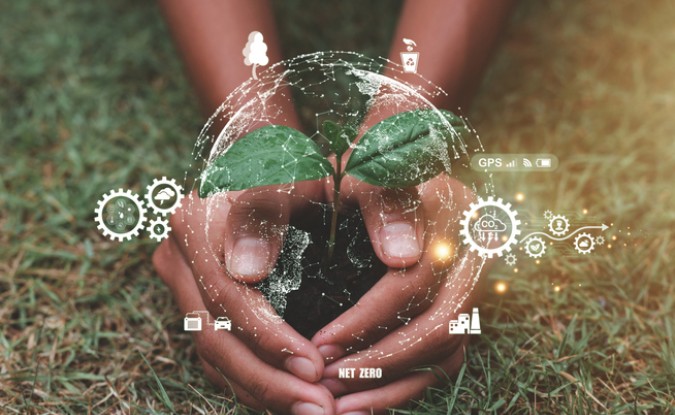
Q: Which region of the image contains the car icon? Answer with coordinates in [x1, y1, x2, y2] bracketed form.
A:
[214, 316, 232, 331]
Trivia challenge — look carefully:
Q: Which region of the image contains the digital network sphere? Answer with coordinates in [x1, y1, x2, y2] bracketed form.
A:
[192, 52, 488, 332]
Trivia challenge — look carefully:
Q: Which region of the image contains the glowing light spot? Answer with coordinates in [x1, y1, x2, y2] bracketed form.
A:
[612, 235, 617, 241]
[582, 208, 588, 215]
[554, 285, 561, 292]
[433, 241, 454, 260]
[535, 260, 540, 265]
[607, 244, 612, 249]
[501, 235, 508, 242]
[514, 268, 519, 273]
[494, 281, 508, 294]
[515, 192, 525, 202]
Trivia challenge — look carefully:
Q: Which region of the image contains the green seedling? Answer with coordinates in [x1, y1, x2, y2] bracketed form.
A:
[199, 109, 466, 262]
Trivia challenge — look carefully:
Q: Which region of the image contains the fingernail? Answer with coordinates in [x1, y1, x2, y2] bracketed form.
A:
[380, 222, 420, 258]
[228, 237, 270, 277]
[320, 378, 348, 396]
[292, 402, 325, 415]
[285, 357, 319, 382]
[318, 344, 345, 361]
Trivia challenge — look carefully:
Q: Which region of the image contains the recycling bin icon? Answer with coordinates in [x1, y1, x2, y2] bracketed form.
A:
[400, 51, 420, 73]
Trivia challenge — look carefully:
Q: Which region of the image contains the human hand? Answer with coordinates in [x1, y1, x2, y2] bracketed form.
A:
[313, 173, 488, 414]
[153, 183, 337, 415]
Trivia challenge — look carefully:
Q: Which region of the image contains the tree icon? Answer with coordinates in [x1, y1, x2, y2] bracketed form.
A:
[242, 31, 269, 80]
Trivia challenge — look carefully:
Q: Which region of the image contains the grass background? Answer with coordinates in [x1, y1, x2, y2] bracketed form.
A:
[1, 0, 674, 413]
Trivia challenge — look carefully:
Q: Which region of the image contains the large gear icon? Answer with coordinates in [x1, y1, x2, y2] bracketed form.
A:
[548, 214, 570, 237]
[95, 189, 146, 241]
[574, 232, 595, 254]
[523, 236, 546, 258]
[145, 176, 184, 216]
[460, 196, 521, 258]
[504, 253, 517, 267]
[147, 217, 171, 242]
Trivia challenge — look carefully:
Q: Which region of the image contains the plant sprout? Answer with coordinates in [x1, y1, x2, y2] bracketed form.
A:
[199, 109, 466, 262]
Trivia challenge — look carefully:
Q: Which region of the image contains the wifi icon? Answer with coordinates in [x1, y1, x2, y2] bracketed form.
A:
[522, 158, 533, 167]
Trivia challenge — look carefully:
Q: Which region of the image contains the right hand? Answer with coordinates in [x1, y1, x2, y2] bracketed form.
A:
[153, 181, 336, 415]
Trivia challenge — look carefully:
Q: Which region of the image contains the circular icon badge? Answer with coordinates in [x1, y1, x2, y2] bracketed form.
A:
[460, 196, 521, 258]
[145, 177, 184, 216]
[95, 189, 146, 241]
[523, 236, 547, 258]
[548, 214, 570, 237]
[574, 232, 595, 254]
[148, 217, 171, 242]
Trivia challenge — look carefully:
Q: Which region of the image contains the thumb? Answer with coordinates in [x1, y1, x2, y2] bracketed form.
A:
[350, 180, 424, 268]
[223, 186, 290, 283]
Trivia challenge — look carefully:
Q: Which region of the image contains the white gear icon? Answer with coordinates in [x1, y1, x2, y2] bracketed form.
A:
[148, 217, 171, 242]
[543, 210, 553, 220]
[504, 253, 517, 266]
[145, 176, 184, 216]
[523, 236, 546, 258]
[595, 235, 605, 246]
[574, 232, 595, 254]
[548, 214, 570, 237]
[459, 196, 521, 258]
[95, 189, 146, 242]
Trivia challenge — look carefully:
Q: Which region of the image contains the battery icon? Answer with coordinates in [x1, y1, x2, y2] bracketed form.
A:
[536, 158, 552, 168]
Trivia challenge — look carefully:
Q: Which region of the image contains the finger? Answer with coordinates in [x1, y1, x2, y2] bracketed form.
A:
[321, 248, 488, 394]
[155, 228, 325, 384]
[333, 348, 467, 414]
[154, 239, 336, 415]
[341, 176, 423, 268]
[313, 176, 472, 357]
[199, 357, 264, 411]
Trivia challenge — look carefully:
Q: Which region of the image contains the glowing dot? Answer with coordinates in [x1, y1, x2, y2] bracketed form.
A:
[433, 241, 454, 260]
[535, 260, 540, 265]
[514, 268, 519, 273]
[608, 244, 612, 249]
[554, 285, 561, 292]
[582, 208, 588, 215]
[501, 235, 508, 242]
[612, 235, 617, 241]
[515, 192, 525, 202]
[494, 281, 508, 294]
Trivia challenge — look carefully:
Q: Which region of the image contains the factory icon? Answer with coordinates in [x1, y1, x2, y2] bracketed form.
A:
[449, 307, 482, 335]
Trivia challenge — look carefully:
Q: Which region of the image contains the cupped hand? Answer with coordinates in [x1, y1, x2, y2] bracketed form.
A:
[153, 182, 336, 415]
[313, 173, 490, 414]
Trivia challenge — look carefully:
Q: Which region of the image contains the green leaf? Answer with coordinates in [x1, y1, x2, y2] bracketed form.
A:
[322, 120, 354, 157]
[344, 109, 467, 188]
[199, 125, 334, 197]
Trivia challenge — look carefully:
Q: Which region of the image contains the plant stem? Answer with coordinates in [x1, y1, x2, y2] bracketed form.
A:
[327, 155, 342, 263]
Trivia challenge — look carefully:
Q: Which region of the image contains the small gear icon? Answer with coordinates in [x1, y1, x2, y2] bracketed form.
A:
[523, 236, 546, 258]
[148, 217, 171, 242]
[504, 253, 517, 267]
[574, 232, 595, 254]
[460, 196, 521, 258]
[595, 235, 605, 246]
[548, 214, 570, 237]
[543, 210, 553, 220]
[95, 189, 146, 241]
[145, 176, 184, 216]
